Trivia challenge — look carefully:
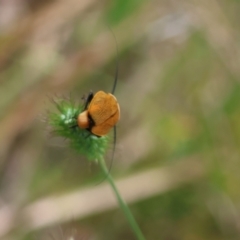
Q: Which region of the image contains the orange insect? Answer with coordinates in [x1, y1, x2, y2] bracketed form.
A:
[77, 90, 120, 136]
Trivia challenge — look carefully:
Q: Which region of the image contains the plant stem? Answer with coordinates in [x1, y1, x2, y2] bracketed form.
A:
[98, 156, 146, 240]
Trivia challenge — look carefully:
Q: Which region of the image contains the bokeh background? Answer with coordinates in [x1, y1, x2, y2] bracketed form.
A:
[1, 0, 240, 239]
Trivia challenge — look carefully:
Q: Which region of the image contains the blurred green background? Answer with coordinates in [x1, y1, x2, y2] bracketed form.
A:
[1, 0, 240, 239]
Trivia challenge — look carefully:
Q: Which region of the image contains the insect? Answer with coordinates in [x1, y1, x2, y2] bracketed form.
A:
[77, 32, 120, 140]
[77, 90, 120, 137]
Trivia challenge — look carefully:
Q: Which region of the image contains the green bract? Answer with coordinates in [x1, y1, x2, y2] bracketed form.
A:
[48, 99, 109, 161]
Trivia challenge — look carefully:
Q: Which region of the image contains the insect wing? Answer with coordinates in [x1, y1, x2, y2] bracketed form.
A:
[89, 91, 119, 126]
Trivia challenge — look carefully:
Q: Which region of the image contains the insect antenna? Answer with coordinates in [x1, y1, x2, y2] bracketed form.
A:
[110, 29, 119, 95]
[106, 28, 119, 180]
[96, 125, 117, 185]
[108, 125, 117, 174]
[96, 29, 119, 185]
[108, 29, 119, 175]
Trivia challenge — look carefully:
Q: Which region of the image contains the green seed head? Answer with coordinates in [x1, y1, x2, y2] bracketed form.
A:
[48, 98, 109, 161]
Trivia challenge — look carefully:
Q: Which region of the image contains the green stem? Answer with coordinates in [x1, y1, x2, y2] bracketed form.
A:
[98, 156, 146, 240]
